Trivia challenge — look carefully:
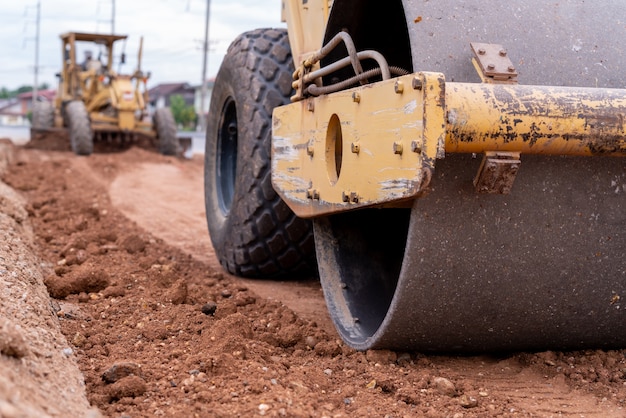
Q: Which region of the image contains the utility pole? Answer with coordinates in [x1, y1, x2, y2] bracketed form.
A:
[32, 0, 41, 106]
[199, 0, 211, 130]
[111, 0, 115, 33]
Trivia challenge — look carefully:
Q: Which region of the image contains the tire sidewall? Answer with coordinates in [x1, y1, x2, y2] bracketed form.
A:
[204, 59, 241, 259]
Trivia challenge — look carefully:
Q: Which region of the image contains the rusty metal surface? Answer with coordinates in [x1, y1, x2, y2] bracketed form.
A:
[445, 83, 626, 157]
[317, 155, 626, 351]
[271, 72, 445, 218]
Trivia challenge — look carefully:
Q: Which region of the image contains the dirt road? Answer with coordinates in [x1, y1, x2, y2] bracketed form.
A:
[1, 141, 625, 417]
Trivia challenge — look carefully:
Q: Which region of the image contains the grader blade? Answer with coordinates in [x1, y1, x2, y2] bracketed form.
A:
[270, 0, 626, 351]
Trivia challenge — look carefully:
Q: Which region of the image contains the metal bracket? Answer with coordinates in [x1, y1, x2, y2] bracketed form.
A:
[470, 43, 518, 84]
[473, 151, 521, 194]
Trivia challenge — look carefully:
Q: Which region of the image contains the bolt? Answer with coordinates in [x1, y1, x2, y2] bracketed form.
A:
[350, 191, 359, 203]
[411, 140, 422, 154]
[499, 49, 507, 57]
[306, 189, 319, 200]
[353, 317, 360, 324]
[508, 65, 516, 72]
[487, 63, 495, 71]
[393, 141, 404, 155]
[306, 143, 314, 156]
[341, 283, 347, 289]
[412, 77, 423, 90]
[342, 192, 350, 203]
[394, 80, 404, 94]
[352, 92, 361, 103]
[478, 48, 486, 55]
[351, 142, 360, 154]
[307, 101, 314, 112]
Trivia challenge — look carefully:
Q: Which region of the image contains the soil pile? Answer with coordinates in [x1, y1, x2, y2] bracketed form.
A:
[0, 141, 625, 417]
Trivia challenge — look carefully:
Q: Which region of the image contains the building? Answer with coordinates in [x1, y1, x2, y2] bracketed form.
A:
[0, 90, 56, 126]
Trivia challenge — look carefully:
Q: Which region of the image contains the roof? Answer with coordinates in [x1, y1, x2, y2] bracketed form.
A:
[17, 90, 56, 101]
[148, 83, 194, 99]
[60, 32, 128, 44]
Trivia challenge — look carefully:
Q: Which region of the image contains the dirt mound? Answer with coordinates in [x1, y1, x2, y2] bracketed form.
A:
[1, 142, 625, 417]
[0, 140, 98, 417]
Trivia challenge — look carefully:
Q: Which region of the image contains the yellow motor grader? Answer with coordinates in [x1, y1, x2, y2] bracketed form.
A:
[205, 0, 625, 352]
[31, 32, 178, 156]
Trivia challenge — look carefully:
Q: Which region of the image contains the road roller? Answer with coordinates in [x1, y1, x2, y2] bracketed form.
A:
[205, 0, 625, 352]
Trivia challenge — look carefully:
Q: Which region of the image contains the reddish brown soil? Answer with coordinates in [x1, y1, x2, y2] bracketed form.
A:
[1, 139, 625, 417]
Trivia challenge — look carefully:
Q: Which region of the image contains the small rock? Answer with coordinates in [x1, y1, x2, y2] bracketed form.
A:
[165, 279, 187, 305]
[72, 332, 87, 347]
[0, 318, 29, 359]
[62, 348, 74, 357]
[102, 362, 142, 383]
[460, 394, 478, 408]
[201, 302, 217, 316]
[102, 285, 126, 298]
[258, 403, 270, 415]
[432, 377, 456, 396]
[107, 375, 147, 400]
[44, 269, 110, 299]
[304, 336, 318, 349]
[323, 369, 333, 376]
[121, 235, 146, 254]
[220, 289, 232, 298]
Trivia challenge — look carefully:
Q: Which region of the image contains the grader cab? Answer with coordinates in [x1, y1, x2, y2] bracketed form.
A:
[205, 0, 625, 352]
[31, 32, 178, 156]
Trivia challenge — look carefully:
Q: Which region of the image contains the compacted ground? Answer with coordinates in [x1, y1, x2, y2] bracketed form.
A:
[0, 137, 625, 417]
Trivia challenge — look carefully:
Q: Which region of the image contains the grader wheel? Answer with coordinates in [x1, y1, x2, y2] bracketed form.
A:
[66, 101, 93, 156]
[31, 101, 54, 130]
[153, 107, 179, 156]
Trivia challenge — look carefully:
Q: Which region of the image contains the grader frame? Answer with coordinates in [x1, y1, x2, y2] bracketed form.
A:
[32, 32, 178, 156]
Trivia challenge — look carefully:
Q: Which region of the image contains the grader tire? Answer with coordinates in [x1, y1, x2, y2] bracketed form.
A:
[31, 101, 54, 129]
[204, 28, 315, 278]
[66, 101, 93, 156]
[154, 107, 179, 156]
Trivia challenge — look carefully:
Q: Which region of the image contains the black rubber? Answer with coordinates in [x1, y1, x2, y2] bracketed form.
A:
[204, 28, 315, 278]
[31, 101, 54, 129]
[154, 107, 179, 156]
[66, 101, 93, 156]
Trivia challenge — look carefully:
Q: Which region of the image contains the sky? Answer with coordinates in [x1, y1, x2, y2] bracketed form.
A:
[0, 0, 284, 91]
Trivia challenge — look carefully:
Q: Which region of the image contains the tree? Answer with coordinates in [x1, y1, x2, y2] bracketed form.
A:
[169, 94, 197, 130]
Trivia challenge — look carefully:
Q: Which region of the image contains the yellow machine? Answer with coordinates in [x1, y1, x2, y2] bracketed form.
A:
[32, 32, 178, 156]
[205, 1, 625, 351]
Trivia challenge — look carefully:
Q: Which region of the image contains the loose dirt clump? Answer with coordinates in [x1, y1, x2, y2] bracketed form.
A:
[1, 142, 625, 417]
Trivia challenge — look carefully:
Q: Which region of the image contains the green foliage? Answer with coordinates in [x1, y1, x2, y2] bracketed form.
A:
[0, 83, 51, 99]
[169, 94, 197, 130]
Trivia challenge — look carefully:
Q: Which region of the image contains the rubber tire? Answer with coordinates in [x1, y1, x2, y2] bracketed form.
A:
[204, 28, 315, 278]
[154, 107, 179, 155]
[66, 101, 93, 156]
[32, 101, 54, 129]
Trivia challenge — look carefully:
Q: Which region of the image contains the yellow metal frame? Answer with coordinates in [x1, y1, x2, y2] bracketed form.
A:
[274, 0, 626, 218]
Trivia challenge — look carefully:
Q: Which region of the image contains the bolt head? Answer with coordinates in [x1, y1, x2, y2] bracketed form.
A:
[393, 142, 403, 155]
[411, 140, 422, 154]
[478, 48, 486, 55]
[351, 142, 360, 154]
[487, 63, 495, 70]
[499, 49, 507, 57]
[307, 101, 314, 112]
[412, 77, 423, 90]
[352, 92, 361, 103]
[394, 80, 404, 94]
[508, 65, 516, 72]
